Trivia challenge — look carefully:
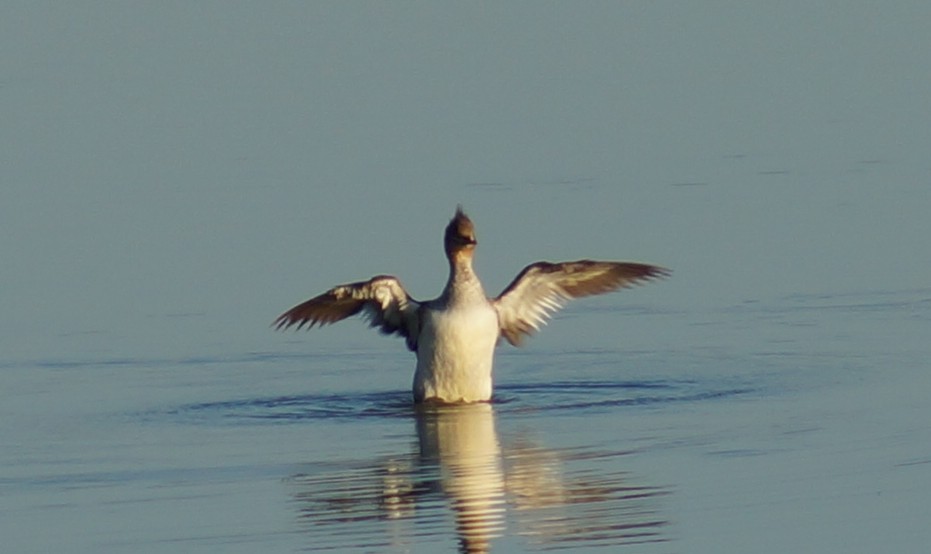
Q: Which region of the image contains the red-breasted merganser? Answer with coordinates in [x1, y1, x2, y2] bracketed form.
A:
[275, 207, 669, 403]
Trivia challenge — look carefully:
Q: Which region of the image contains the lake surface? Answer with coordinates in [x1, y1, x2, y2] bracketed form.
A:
[3, 3, 931, 553]
[4, 286, 929, 553]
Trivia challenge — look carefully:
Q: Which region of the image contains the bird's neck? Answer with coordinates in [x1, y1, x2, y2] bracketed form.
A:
[444, 253, 485, 303]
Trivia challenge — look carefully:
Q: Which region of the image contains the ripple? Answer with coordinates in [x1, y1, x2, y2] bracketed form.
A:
[165, 378, 752, 425]
[172, 390, 414, 424]
[495, 379, 752, 413]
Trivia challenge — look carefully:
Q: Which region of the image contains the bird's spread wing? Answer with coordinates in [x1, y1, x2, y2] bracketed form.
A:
[274, 275, 421, 351]
[492, 261, 669, 346]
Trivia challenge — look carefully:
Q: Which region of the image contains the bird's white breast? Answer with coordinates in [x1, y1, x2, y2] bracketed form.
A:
[414, 301, 500, 402]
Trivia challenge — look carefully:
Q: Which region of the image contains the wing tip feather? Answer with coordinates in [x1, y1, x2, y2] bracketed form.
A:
[272, 276, 419, 341]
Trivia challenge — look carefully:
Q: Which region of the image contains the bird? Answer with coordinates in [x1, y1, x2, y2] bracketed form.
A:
[274, 207, 669, 404]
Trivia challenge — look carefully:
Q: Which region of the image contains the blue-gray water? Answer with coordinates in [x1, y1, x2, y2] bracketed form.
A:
[2, 3, 930, 552]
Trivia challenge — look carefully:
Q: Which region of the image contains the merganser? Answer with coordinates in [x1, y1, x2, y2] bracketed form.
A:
[275, 207, 669, 403]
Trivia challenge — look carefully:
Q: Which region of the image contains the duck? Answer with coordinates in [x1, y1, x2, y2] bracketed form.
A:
[274, 207, 669, 403]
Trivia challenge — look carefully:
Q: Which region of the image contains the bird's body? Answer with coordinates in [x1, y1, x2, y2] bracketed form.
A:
[414, 265, 499, 403]
[275, 207, 668, 403]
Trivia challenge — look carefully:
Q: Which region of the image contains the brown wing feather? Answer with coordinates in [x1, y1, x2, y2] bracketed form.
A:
[273, 289, 365, 330]
[493, 261, 669, 346]
[273, 275, 421, 350]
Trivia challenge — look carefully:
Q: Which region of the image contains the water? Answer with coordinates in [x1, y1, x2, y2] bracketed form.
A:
[3, 2, 931, 553]
[5, 289, 929, 552]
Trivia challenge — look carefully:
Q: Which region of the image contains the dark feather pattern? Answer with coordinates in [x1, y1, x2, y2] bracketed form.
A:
[274, 275, 421, 351]
[493, 261, 670, 346]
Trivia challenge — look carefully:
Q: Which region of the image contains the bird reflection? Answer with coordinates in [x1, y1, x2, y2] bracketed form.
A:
[289, 403, 668, 552]
[416, 403, 506, 553]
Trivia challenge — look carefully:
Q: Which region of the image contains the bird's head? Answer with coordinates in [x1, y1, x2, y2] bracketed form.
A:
[444, 206, 477, 260]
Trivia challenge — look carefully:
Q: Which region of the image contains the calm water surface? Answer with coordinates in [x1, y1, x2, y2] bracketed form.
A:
[3, 3, 931, 553]
[4, 287, 930, 553]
